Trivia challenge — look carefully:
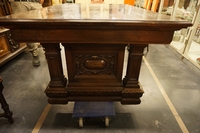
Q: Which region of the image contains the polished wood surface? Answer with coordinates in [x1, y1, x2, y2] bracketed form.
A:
[0, 4, 191, 44]
[0, 3, 192, 105]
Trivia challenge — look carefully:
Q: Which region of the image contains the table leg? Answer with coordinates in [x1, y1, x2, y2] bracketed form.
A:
[122, 44, 148, 104]
[41, 43, 67, 104]
[42, 43, 67, 88]
[0, 77, 14, 123]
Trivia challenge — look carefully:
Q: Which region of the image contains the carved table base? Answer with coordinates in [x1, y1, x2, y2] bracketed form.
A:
[43, 43, 147, 105]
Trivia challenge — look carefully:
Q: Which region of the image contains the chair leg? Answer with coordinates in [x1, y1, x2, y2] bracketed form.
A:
[0, 77, 14, 123]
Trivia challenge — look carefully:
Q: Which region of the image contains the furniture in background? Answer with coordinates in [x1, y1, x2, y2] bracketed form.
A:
[0, 0, 27, 66]
[0, 0, 12, 17]
[0, 28, 27, 66]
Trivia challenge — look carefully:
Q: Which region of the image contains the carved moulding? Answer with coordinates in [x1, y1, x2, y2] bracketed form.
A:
[6, 31, 20, 52]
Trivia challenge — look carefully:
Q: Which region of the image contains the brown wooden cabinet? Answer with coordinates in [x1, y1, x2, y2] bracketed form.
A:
[0, 28, 27, 66]
[0, 0, 26, 66]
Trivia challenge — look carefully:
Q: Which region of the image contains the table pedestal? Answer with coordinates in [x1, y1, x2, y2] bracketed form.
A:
[43, 43, 147, 105]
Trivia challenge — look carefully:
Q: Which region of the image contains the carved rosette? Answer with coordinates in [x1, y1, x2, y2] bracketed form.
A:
[75, 54, 115, 75]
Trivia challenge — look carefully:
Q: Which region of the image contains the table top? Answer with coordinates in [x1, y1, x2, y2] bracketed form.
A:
[0, 3, 193, 44]
[0, 3, 186, 20]
[0, 3, 192, 30]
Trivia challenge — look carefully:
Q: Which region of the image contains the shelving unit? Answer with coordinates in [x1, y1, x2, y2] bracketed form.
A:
[169, 0, 200, 70]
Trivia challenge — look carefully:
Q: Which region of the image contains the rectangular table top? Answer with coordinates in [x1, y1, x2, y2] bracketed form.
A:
[0, 3, 192, 29]
[0, 3, 192, 44]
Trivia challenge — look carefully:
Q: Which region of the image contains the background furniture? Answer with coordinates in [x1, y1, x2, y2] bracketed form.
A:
[0, 28, 27, 66]
[0, 0, 27, 66]
[0, 0, 12, 17]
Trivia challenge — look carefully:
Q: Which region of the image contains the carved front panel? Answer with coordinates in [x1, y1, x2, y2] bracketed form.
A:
[75, 54, 115, 75]
[63, 44, 126, 82]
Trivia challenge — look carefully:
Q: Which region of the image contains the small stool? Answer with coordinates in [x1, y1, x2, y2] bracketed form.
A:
[73, 102, 115, 127]
[0, 77, 14, 123]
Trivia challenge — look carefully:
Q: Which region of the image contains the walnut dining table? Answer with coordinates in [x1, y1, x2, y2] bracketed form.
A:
[0, 3, 192, 105]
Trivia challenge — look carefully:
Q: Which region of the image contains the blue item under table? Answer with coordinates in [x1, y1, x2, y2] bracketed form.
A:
[73, 102, 115, 127]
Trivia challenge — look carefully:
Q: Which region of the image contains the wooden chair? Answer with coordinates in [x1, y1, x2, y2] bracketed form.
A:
[0, 77, 13, 123]
[143, 0, 160, 12]
[151, 0, 159, 12]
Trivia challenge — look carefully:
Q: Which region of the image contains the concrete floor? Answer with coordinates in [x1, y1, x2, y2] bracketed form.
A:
[0, 44, 199, 133]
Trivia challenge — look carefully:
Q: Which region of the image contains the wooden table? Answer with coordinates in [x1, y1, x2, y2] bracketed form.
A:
[0, 3, 192, 105]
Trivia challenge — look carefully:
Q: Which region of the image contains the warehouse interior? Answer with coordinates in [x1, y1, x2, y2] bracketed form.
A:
[0, 0, 200, 133]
